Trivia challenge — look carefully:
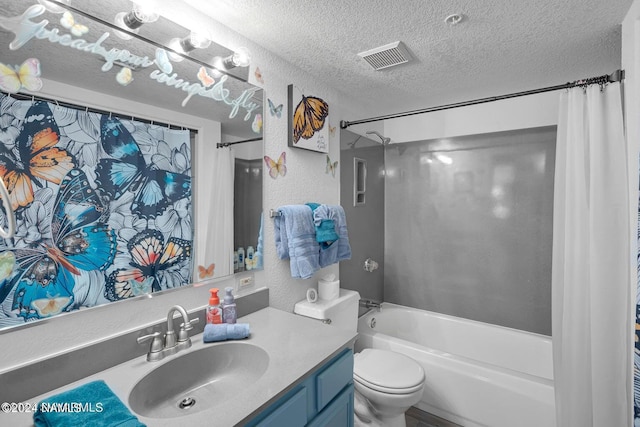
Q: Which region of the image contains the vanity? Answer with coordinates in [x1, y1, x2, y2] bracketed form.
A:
[0, 305, 356, 426]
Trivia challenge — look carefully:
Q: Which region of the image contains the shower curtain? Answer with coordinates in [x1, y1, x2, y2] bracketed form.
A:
[196, 144, 234, 278]
[552, 82, 631, 426]
[0, 95, 194, 329]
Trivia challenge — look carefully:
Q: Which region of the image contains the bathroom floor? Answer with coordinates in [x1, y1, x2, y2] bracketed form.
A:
[405, 407, 462, 427]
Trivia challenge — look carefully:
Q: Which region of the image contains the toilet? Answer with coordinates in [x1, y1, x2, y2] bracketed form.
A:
[294, 289, 425, 427]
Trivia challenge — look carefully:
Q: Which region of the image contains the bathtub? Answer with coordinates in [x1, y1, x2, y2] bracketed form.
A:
[355, 303, 555, 427]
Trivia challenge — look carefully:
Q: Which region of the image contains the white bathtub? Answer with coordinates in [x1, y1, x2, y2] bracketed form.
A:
[355, 303, 555, 427]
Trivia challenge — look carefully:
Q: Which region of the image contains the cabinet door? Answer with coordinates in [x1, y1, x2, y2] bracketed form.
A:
[307, 384, 354, 427]
[253, 387, 307, 427]
[316, 350, 354, 411]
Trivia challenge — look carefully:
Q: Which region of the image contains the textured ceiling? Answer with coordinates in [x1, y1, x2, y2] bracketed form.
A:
[183, 0, 633, 117]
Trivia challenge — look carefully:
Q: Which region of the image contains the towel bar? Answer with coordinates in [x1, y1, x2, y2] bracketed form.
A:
[269, 209, 282, 218]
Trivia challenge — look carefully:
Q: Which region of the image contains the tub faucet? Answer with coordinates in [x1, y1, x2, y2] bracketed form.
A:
[359, 299, 381, 312]
[137, 305, 199, 362]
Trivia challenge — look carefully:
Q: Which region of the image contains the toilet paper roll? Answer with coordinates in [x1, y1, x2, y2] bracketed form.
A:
[306, 288, 318, 303]
[318, 279, 339, 301]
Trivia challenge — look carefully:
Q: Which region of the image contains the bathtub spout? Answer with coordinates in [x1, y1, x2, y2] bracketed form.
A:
[359, 299, 381, 312]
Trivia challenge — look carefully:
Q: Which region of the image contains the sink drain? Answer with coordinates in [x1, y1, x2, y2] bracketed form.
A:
[178, 397, 196, 410]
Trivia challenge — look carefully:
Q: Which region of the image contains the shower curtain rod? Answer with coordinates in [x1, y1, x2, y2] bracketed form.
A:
[1, 90, 197, 132]
[216, 137, 263, 148]
[339, 69, 624, 129]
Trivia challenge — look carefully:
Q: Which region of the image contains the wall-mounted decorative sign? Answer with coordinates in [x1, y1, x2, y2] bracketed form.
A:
[287, 84, 329, 153]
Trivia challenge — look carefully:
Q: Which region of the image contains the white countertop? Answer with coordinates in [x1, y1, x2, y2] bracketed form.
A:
[0, 307, 357, 427]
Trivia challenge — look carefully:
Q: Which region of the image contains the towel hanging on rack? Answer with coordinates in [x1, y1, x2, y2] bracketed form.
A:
[273, 204, 351, 279]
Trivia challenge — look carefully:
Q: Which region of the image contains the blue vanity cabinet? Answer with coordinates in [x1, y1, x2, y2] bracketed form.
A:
[247, 349, 354, 427]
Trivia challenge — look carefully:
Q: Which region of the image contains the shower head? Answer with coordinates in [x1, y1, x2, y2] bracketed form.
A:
[366, 130, 391, 145]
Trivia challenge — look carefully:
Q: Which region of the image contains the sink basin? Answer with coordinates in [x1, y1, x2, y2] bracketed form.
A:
[128, 342, 269, 418]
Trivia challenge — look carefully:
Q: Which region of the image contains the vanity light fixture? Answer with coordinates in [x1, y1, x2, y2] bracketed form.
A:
[222, 47, 251, 69]
[168, 32, 212, 62]
[114, 2, 159, 40]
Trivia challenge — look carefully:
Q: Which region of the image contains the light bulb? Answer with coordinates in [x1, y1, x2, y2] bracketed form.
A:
[113, 2, 159, 40]
[223, 47, 251, 69]
[183, 32, 211, 50]
[231, 47, 251, 67]
[131, 2, 159, 24]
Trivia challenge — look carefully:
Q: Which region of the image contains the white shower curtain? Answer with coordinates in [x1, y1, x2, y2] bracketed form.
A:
[196, 145, 235, 277]
[552, 82, 632, 427]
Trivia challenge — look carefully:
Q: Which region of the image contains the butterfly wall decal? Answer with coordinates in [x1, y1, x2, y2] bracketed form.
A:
[245, 256, 257, 270]
[252, 113, 263, 134]
[264, 152, 286, 179]
[0, 58, 43, 94]
[116, 67, 133, 86]
[293, 94, 329, 143]
[154, 48, 173, 74]
[268, 98, 283, 118]
[198, 263, 215, 279]
[104, 229, 191, 301]
[329, 125, 336, 137]
[197, 66, 215, 88]
[60, 11, 88, 37]
[0, 101, 75, 210]
[254, 67, 264, 84]
[326, 155, 338, 177]
[95, 116, 191, 219]
[9, 168, 117, 319]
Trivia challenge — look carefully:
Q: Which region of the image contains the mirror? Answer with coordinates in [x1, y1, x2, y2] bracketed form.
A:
[0, 0, 264, 330]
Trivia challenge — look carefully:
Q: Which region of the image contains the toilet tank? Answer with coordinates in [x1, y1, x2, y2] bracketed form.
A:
[294, 289, 361, 333]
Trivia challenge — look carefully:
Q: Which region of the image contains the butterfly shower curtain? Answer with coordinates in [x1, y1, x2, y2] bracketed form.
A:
[0, 94, 193, 329]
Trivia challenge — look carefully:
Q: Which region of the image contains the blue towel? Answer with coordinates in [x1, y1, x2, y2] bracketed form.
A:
[318, 205, 352, 268]
[306, 203, 339, 248]
[33, 380, 144, 427]
[274, 205, 321, 279]
[203, 323, 250, 342]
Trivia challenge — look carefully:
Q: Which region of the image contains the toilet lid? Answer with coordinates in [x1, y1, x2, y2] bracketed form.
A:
[354, 349, 425, 393]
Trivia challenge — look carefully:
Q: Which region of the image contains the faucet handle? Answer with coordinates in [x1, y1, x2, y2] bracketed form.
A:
[137, 331, 163, 352]
[180, 317, 199, 331]
[178, 318, 199, 343]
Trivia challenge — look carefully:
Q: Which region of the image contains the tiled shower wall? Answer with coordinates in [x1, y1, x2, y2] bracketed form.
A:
[384, 126, 556, 335]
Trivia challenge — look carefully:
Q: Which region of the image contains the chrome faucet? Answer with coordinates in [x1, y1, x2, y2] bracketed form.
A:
[359, 299, 381, 312]
[137, 305, 199, 362]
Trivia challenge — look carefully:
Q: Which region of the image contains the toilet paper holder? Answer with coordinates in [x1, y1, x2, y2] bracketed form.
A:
[363, 258, 379, 272]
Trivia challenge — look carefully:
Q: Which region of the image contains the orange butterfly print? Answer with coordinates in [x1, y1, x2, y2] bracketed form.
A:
[0, 101, 74, 210]
[292, 95, 329, 143]
[264, 152, 286, 179]
[198, 263, 215, 279]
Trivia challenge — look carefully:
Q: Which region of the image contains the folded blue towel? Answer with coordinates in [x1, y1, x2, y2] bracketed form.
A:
[319, 205, 352, 268]
[306, 203, 339, 248]
[203, 323, 250, 343]
[274, 205, 321, 279]
[33, 380, 144, 427]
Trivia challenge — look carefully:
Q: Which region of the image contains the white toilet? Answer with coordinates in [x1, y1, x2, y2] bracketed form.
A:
[294, 289, 425, 427]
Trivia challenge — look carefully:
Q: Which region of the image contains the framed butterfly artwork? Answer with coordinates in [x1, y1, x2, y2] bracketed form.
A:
[287, 84, 330, 153]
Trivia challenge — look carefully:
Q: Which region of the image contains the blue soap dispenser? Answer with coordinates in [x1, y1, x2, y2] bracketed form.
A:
[222, 287, 237, 324]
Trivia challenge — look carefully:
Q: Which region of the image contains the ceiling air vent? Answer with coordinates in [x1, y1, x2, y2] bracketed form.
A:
[358, 41, 412, 71]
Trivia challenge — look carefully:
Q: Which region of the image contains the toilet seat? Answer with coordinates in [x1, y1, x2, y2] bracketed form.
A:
[354, 349, 425, 395]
